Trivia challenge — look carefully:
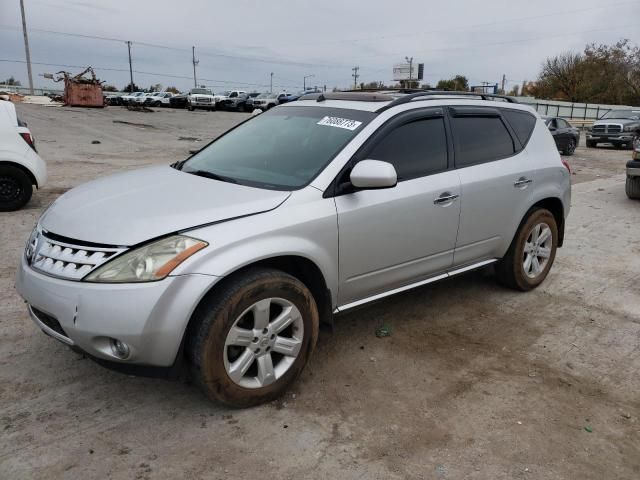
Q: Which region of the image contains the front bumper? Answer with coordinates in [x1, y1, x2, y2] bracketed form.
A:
[586, 132, 636, 143]
[627, 160, 640, 177]
[15, 256, 216, 367]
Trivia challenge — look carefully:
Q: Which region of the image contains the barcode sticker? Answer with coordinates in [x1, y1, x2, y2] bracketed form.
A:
[317, 116, 362, 131]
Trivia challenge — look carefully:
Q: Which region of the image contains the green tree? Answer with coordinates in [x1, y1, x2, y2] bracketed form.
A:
[123, 82, 140, 92]
[2, 76, 21, 86]
[436, 75, 469, 91]
[165, 86, 180, 94]
[102, 84, 118, 92]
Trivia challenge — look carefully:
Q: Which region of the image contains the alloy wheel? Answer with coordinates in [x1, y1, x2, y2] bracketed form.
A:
[223, 297, 304, 389]
[523, 222, 553, 279]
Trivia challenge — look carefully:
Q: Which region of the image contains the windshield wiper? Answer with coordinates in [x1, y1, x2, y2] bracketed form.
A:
[188, 169, 238, 184]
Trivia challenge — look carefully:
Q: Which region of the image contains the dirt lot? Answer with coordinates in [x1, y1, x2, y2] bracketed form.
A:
[1, 104, 639, 479]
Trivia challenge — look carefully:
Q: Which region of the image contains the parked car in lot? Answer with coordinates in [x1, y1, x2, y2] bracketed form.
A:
[16, 91, 570, 407]
[251, 92, 288, 110]
[219, 92, 251, 111]
[543, 116, 580, 155]
[0, 100, 46, 211]
[242, 92, 261, 111]
[169, 93, 188, 109]
[187, 88, 215, 111]
[144, 92, 174, 107]
[121, 91, 145, 105]
[626, 140, 640, 199]
[586, 109, 640, 149]
[213, 90, 247, 110]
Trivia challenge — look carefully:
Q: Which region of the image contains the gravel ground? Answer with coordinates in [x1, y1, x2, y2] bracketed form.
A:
[1, 104, 639, 480]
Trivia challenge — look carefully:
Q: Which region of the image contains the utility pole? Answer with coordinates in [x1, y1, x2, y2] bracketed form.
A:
[405, 56, 413, 89]
[303, 74, 314, 91]
[19, 0, 34, 94]
[126, 41, 134, 92]
[352, 66, 359, 89]
[270, 72, 273, 93]
[192, 46, 199, 87]
[501, 74, 506, 94]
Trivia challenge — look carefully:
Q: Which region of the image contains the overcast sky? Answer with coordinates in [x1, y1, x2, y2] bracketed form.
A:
[1, 0, 638, 93]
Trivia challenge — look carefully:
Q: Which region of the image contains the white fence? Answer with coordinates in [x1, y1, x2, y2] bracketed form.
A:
[515, 97, 638, 120]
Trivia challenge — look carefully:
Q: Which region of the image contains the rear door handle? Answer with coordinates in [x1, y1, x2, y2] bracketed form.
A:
[514, 177, 533, 188]
[433, 193, 459, 205]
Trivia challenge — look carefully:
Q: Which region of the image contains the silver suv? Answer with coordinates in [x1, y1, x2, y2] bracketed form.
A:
[16, 91, 571, 407]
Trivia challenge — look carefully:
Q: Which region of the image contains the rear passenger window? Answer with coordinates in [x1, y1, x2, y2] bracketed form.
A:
[502, 110, 537, 146]
[451, 116, 515, 167]
[368, 117, 448, 181]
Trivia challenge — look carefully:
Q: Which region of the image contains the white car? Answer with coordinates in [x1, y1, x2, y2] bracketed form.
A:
[121, 91, 145, 105]
[133, 92, 157, 105]
[0, 100, 47, 211]
[187, 88, 216, 111]
[144, 92, 174, 107]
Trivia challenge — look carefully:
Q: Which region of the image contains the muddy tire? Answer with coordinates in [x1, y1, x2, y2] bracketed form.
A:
[0, 165, 33, 212]
[186, 268, 319, 408]
[495, 208, 558, 291]
[626, 176, 640, 199]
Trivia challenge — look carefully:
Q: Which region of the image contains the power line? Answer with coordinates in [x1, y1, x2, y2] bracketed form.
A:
[0, 59, 300, 89]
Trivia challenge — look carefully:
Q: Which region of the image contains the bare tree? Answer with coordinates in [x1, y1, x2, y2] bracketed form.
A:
[538, 52, 585, 102]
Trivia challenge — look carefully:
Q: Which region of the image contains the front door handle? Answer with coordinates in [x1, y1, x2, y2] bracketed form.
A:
[514, 177, 533, 188]
[433, 193, 459, 205]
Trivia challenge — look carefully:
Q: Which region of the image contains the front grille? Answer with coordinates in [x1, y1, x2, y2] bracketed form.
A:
[195, 97, 211, 103]
[31, 232, 125, 280]
[593, 124, 622, 134]
[31, 307, 68, 337]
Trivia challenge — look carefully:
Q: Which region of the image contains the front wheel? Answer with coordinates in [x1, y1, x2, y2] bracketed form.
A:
[0, 165, 33, 212]
[495, 208, 558, 291]
[186, 268, 319, 407]
[187, 105, 194, 111]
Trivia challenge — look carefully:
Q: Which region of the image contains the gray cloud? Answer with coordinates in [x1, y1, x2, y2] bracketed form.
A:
[1, 0, 638, 92]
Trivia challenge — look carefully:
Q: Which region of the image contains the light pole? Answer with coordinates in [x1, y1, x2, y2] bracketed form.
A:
[303, 74, 315, 91]
[19, 0, 34, 94]
[270, 72, 274, 93]
[405, 56, 413, 89]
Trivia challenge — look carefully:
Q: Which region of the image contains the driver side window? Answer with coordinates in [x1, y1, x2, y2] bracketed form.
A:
[367, 117, 448, 181]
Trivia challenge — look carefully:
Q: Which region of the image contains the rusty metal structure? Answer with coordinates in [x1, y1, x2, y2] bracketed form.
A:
[54, 67, 104, 107]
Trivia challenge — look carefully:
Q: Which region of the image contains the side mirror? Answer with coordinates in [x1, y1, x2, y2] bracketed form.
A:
[548, 126, 556, 131]
[350, 160, 397, 189]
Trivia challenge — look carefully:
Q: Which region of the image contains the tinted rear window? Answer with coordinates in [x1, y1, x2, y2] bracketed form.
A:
[451, 116, 515, 167]
[502, 109, 536, 146]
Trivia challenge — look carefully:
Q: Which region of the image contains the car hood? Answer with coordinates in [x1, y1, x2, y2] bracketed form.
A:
[593, 118, 639, 125]
[40, 165, 291, 246]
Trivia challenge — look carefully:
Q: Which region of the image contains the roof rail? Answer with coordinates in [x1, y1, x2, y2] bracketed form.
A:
[299, 92, 394, 102]
[376, 90, 518, 113]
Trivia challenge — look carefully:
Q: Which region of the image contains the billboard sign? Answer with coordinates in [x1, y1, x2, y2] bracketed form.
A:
[393, 63, 424, 81]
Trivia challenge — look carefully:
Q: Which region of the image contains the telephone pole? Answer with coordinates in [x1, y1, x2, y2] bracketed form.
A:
[19, 0, 34, 94]
[501, 74, 506, 94]
[192, 46, 199, 87]
[126, 41, 134, 92]
[270, 72, 273, 93]
[352, 66, 359, 89]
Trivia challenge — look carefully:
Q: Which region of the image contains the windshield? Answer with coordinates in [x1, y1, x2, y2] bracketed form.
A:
[258, 93, 275, 98]
[191, 88, 212, 95]
[601, 110, 640, 120]
[180, 106, 375, 190]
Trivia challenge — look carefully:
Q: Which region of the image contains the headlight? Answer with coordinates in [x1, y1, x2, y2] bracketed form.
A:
[84, 235, 207, 283]
[25, 226, 39, 263]
[623, 125, 637, 132]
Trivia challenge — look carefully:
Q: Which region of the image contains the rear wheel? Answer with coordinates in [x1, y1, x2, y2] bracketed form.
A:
[627, 134, 640, 150]
[186, 268, 319, 407]
[187, 104, 194, 111]
[563, 138, 577, 156]
[0, 165, 33, 212]
[626, 176, 640, 199]
[495, 208, 558, 291]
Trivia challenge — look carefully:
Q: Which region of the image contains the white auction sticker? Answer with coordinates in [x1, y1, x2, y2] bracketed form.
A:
[317, 116, 362, 131]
